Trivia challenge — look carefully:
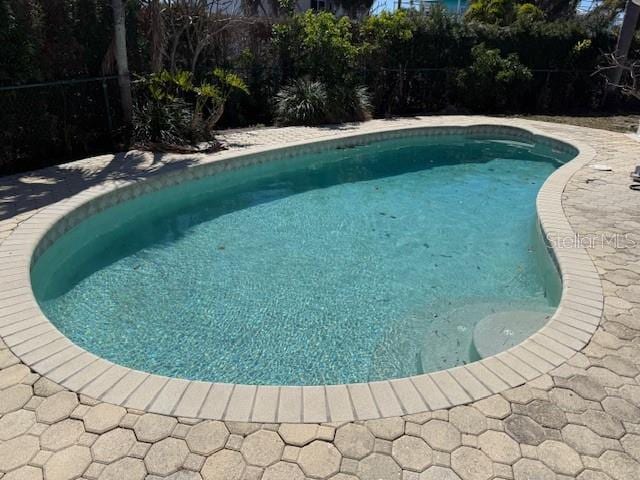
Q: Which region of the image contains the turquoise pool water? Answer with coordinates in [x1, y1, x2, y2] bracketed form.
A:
[32, 132, 575, 385]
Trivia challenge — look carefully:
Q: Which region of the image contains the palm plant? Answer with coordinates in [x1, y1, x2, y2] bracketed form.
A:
[133, 69, 248, 147]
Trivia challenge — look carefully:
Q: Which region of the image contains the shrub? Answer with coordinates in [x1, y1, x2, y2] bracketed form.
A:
[456, 43, 533, 111]
[328, 85, 373, 123]
[274, 79, 372, 125]
[273, 11, 358, 88]
[275, 78, 328, 126]
[133, 96, 192, 146]
[465, 0, 520, 26]
[516, 3, 545, 24]
[466, 0, 546, 26]
[1, 2, 636, 173]
[132, 69, 248, 147]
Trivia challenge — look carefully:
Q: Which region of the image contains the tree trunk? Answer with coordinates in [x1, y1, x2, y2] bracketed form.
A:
[112, 0, 133, 125]
[608, 0, 640, 95]
[150, 0, 165, 73]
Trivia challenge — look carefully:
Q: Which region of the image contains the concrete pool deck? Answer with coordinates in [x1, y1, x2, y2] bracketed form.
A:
[0, 116, 639, 480]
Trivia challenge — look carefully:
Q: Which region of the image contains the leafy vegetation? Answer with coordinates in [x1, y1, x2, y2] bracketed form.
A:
[0, 0, 637, 171]
[465, 0, 579, 25]
[133, 69, 248, 147]
[456, 43, 532, 111]
[275, 78, 328, 125]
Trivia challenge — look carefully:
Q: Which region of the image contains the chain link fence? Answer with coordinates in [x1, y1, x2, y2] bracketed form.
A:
[0, 67, 631, 176]
[0, 76, 123, 176]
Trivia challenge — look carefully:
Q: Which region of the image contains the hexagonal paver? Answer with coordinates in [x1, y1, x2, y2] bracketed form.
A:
[502, 386, 535, 405]
[35, 391, 78, 424]
[450, 447, 493, 480]
[566, 375, 607, 402]
[0, 435, 39, 472]
[619, 385, 640, 405]
[599, 450, 640, 480]
[297, 441, 341, 479]
[392, 435, 432, 472]
[473, 395, 511, 419]
[602, 397, 640, 422]
[2, 465, 43, 480]
[99, 457, 146, 480]
[562, 424, 606, 456]
[603, 355, 639, 377]
[587, 367, 624, 388]
[580, 410, 625, 439]
[178, 420, 226, 455]
[537, 440, 583, 476]
[162, 472, 203, 480]
[82, 403, 126, 433]
[278, 424, 319, 447]
[478, 430, 521, 464]
[621, 434, 640, 462]
[0, 410, 36, 441]
[133, 413, 177, 442]
[549, 388, 588, 413]
[43, 445, 91, 480]
[449, 407, 487, 435]
[419, 466, 461, 480]
[91, 428, 136, 463]
[0, 385, 33, 415]
[357, 453, 401, 480]
[577, 471, 613, 480]
[0, 364, 29, 389]
[517, 400, 567, 429]
[504, 415, 545, 446]
[365, 417, 405, 440]
[262, 461, 305, 480]
[40, 419, 85, 451]
[33, 377, 64, 397]
[512, 459, 555, 480]
[226, 422, 260, 436]
[420, 420, 461, 452]
[144, 438, 189, 476]
[240, 430, 284, 467]
[201, 449, 245, 480]
[334, 424, 374, 460]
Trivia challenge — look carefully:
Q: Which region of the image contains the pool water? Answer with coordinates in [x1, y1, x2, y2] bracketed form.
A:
[32, 133, 574, 385]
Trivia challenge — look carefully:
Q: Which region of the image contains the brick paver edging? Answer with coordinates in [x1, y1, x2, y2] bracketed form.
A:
[0, 120, 604, 423]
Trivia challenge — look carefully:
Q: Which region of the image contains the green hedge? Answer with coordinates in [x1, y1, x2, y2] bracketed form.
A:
[0, 1, 637, 173]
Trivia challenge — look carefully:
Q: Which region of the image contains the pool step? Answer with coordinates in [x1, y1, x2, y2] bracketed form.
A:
[471, 309, 555, 360]
[418, 302, 556, 374]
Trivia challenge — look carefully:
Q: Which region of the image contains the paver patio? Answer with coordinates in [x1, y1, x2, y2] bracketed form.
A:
[0, 116, 639, 480]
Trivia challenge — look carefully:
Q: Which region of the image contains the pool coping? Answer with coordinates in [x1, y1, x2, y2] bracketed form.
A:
[0, 120, 603, 423]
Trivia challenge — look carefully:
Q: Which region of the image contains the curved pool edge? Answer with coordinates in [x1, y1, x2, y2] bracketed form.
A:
[0, 120, 603, 422]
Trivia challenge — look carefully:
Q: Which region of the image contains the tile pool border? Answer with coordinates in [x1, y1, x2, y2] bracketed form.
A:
[0, 121, 603, 422]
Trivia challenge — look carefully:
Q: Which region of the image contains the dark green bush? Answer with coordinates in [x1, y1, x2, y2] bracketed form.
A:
[1, 1, 637, 172]
[456, 43, 533, 111]
[273, 11, 358, 88]
[330, 85, 372, 123]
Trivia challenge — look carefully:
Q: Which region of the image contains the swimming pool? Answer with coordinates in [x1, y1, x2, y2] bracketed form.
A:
[31, 128, 576, 386]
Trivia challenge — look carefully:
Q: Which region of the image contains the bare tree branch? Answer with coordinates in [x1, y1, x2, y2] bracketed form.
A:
[598, 52, 640, 101]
